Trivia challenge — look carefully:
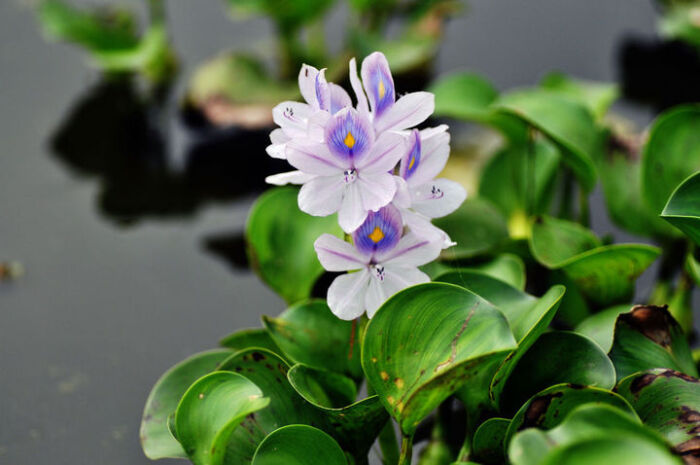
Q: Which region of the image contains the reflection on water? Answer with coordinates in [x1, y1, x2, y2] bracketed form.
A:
[50, 78, 289, 226]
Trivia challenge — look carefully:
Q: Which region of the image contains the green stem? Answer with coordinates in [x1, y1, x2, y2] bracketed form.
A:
[398, 433, 414, 465]
[147, 0, 165, 25]
[378, 420, 400, 465]
[558, 169, 574, 220]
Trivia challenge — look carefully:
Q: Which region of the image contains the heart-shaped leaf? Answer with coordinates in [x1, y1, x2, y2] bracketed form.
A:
[504, 384, 635, 449]
[529, 216, 601, 268]
[429, 72, 499, 123]
[247, 187, 343, 304]
[174, 371, 270, 465]
[362, 283, 517, 435]
[574, 305, 629, 352]
[496, 331, 617, 415]
[219, 328, 286, 361]
[251, 424, 347, 465]
[539, 72, 618, 122]
[140, 350, 233, 460]
[608, 305, 698, 380]
[263, 300, 362, 379]
[471, 417, 510, 465]
[287, 364, 389, 456]
[616, 368, 700, 459]
[662, 171, 700, 246]
[433, 198, 509, 260]
[494, 90, 599, 192]
[642, 105, 700, 216]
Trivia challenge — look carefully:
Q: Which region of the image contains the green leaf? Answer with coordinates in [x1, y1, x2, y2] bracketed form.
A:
[686, 251, 700, 287]
[504, 384, 635, 449]
[479, 139, 560, 220]
[642, 105, 700, 216]
[226, 0, 336, 31]
[140, 350, 233, 460]
[616, 368, 700, 457]
[574, 305, 630, 352]
[468, 254, 527, 290]
[538, 436, 684, 465]
[219, 328, 285, 359]
[659, 4, 700, 49]
[174, 371, 270, 465]
[529, 216, 601, 268]
[471, 417, 510, 465]
[362, 283, 517, 435]
[496, 331, 617, 415]
[509, 404, 674, 465]
[352, 32, 439, 75]
[263, 300, 362, 379]
[609, 305, 698, 381]
[662, 171, 700, 245]
[429, 72, 499, 122]
[494, 90, 599, 192]
[433, 198, 509, 260]
[247, 187, 343, 304]
[540, 72, 618, 122]
[252, 425, 347, 465]
[287, 364, 389, 457]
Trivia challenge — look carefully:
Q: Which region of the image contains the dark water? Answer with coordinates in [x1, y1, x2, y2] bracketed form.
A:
[0, 0, 674, 464]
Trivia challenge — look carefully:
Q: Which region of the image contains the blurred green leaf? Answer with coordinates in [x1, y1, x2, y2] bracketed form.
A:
[540, 72, 618, 121]
[362, 283, 516, 435]
[252, 425, 347, 465]
[660, 4, 700, 48]
[247, 187, 343, 304]
[642, 105, 700, 216]
[662, 171, 700, 245]
[226, 0, 335, 31]
[616, 368, 700, 458]
[140, 350, 232, 460]
[574, 305, 630, 352]
[538, 436, 683, 465]
[494, 90, 599, 192]
[469, 254, 527, 290]
[530, 216, 601, 268]
[430, 72, 499, 122]
[263, 300, 362, 379]
[609, 305, 698, 380]
[471, 417, 510, 465]
[174, 371, 270, 465]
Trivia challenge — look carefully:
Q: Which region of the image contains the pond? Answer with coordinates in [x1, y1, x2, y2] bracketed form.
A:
[0, 0, 685, 464]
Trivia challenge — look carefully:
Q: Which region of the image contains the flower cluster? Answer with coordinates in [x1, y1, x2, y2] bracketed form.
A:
[265, 52, 466, 320]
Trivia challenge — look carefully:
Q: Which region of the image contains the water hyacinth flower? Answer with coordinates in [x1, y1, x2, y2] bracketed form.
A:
[394, 126, 467, 247]
[314, 205, 442, 319]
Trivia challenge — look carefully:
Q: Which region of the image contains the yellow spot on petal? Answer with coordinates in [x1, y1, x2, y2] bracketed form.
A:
[408, 156, 416, 170]
[368, 227, 385, 244]
[380, 371, 389, 381]
[394, 378, 405, 389]
[387, 396, 395, 405]
[344, 131, 355, 148]
[378, 80, 386, 99]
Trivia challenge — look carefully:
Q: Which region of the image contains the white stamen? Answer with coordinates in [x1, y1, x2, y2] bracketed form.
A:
[371, 264, 385, 282]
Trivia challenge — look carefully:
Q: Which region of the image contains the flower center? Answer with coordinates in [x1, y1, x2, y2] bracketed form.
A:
[343, 169, 357, 183]
[368, 226, 385, 244]
[371, 264, 385, 282]
[344, 131, 356, 149]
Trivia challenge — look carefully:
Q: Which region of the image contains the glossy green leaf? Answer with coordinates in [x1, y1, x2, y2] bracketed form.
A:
[362, 283, 517, 435]
[471, 417, 510, 465]
[287, 364, 357, 408]
[662, 171, 700, 245]
[609, 305, 698, 380]
[469, 254, 527, 290]
[574, 305, 629, 352]
[263, 300, 362, 379]
[247, 187, 343, 304]
[497, 331, 616, 415]
[494, 90, 599, 192]
[642, 105, 700, 216]
[509, 404, 673, 465]
[434, 198, 509, 260]
[616, 368, 700, 458]
[219, 328, 285, 360]
[529, 216, 600, 268]
[504, 384, 635, 448]
[479, 138, 560, 220]
[539, 436, 683, 465]
[540, 72, 618, 121]
[251, 425, 347, 465]
[429, 72, 499, 122]
[140, 350, 232, 460]
[174, 371, 270, 465]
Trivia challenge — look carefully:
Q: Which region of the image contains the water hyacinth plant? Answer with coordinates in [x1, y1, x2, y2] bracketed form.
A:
[140, 52, 700, 465]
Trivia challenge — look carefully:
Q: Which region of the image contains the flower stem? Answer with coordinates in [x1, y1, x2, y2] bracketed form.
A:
[398, 433, 414, 465]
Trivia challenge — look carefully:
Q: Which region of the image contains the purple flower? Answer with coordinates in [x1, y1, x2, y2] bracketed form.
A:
[314, 205, 442, 319]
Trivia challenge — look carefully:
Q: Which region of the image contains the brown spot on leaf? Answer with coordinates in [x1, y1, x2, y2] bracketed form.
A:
[251, 352, 266, 362]
[675, 437, 700, 465]
[520, 392, 563, 429]
[680, 406, 700, 424]
[620, 305, 674, 347]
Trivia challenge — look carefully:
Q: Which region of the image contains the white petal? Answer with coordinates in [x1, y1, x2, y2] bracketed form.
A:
[273, 101, 313, 138]
[270, 128, 290, 145]
[314, 234, 369, 271]
[408, 126, 450, 186]
[298, 176, 344, 216]
[393, 176, 412, 209]
[265, 143, 287, 159]
[374, 92, 435, 133]
[411, 179, 467, 218]
[328, 270, 371, 320]
[365, 266, 430, 318]
[338, 183, 368, 233]
[355, 132, 405, 173]
[298, 64, 320, 106]
[357, 172, 397, 212]
[287, 140, 345, 175]
[349, 58, 370, 116]
[306, 111, 331, 142]
[265, 170, 315, 186]
[364, 277, 389, 318]
[402, 209, 455, 249]
[376, 232, 441, 266]
[329, 83, 352, 114]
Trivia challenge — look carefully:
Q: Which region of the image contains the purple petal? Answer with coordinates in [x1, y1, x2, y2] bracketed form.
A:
[399, 129, 421, 180]
[375, 232, 441, 266]
[329, 83, 352, 114]
[355, 132, 405, 173]
[352, 204, 403, 257]
[315, 69, 331, 111]
[325, 108, 375, 163]
[405, 125, 450, 186]
[361, 52, 395, 117]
